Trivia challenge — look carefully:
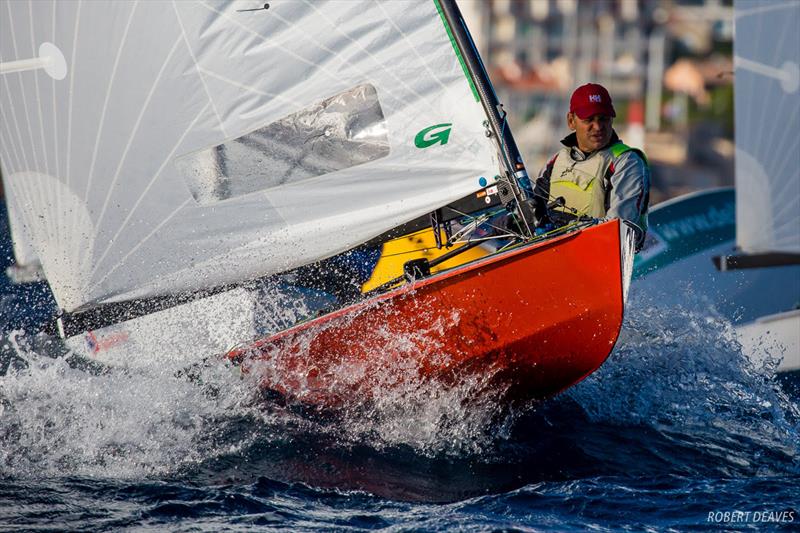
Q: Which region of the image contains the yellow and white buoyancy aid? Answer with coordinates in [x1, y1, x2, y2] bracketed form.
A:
[549, 142, 641, 219]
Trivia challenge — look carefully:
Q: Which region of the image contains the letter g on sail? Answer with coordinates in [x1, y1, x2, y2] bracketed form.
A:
[415, 123, 453, 148]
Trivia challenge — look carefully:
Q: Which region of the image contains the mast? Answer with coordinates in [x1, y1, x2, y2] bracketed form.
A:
[436, 0, 542, 237]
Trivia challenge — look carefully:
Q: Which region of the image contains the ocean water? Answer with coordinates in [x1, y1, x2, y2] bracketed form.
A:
[1, 285, 799, 532]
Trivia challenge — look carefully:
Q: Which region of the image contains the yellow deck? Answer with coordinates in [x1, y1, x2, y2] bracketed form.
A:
[361, 228, 492, 292]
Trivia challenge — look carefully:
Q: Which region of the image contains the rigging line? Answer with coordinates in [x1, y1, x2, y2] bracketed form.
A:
[375, 234, 510, 260]
[195, 66, 300, 107]
[3, 2, 36, 171]
[0, 123, 40, 253]
[769, 156, 800, 223]
[0, 114, 42, 269]
[28, 0, 58, 252]
[764, 101, 799, 193]
[2, 178, 27, 262]
[444, 205, 504, 221]
[0, 125, 19, 171]
[64, 0, 82, 276]
[760, 33, 799, 180]
[375, 1, 449, 93]
[736, 1, 797, 19]
[499, 116, 547, 215]
[50, 0, 63, 257]
[197, 0, 422, 118]
[455, 214, 525, 240]
[443, 205, 501, 225]
[89, 101, 211, 279]
[0, 105, 25, 171]
[749, 21, 796, 162]
[748, 17, 794, 183]
[378, 247, 454, 259]
[172, 0, 227, 138]
[84, 0, 139, 203]
[92, 35, 182, 237]
[445, 205, 525, 240]
[493, 114, 522, 204]
[495, 111, 534, 235]
[64, 0, 81, 189]
[0, 58, 31, 171]
[448, 220, 498, 243]
[90, 198, 192, 292]
[50, 0, 59, 176]
[5, 0, 42, 177]
[494, 220, 583, 251]
[300, 0, 442, 116]
[29, 0, 50, 179]
[754, 97, 779, 193]
[0, 131, 38, 256]
[193, 0, 335, 124]
[4, 175, 40, 266]
[743, 4, 763, 166]
[452, 233, 515, 244]
[495, 240, 518, 253]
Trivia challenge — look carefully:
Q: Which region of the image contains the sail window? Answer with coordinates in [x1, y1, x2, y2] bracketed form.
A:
[176, 84, 390, 205]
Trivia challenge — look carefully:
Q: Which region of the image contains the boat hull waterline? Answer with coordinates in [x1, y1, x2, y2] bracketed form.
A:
[229, 220, 629, 408]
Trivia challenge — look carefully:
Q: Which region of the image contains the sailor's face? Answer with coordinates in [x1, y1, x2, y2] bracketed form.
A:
[568, 113, 613, 152]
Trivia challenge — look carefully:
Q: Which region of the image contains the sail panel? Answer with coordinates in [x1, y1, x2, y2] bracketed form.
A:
[734, 0, 800, 255]
[0, 0, 498, 311]
[176, 83, 391, 205]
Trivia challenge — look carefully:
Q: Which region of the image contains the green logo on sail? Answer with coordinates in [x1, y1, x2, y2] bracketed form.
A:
[415, 123, 452, 148]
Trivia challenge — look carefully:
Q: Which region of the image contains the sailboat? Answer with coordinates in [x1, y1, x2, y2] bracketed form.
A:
[0, 0, 634, 406]
[633, 0, 799, 374]
[716, 0, 800, 372]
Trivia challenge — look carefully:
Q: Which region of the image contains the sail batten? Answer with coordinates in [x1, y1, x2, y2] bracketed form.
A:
[1, 0, 499, 312]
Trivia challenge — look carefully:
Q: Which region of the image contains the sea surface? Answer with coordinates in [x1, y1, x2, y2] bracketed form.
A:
[1, 281, 799, 532]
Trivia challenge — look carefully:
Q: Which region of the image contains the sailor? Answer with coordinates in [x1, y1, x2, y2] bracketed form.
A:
[534, 83, 650, 250]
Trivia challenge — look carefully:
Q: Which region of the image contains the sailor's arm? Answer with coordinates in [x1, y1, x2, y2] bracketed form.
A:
[606, 151, 650, 244]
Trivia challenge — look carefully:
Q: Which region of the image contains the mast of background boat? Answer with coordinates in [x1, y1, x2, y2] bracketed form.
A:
[436, 0, 541, 237]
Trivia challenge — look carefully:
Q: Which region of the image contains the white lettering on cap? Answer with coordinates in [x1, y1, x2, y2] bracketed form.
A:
[589, 94, 602, 102]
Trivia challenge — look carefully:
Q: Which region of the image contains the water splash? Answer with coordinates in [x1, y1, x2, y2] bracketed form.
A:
[243, 298, 516, 457]
[1, 281, 798, 485]
[568, 286, 800, 475]
[0, 330, 261, 479]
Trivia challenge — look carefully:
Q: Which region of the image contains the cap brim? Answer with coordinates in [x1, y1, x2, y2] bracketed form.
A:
[572, 106, 616, 119]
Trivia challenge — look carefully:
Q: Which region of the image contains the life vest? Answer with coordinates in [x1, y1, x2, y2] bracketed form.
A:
[549, 142, 645, 220]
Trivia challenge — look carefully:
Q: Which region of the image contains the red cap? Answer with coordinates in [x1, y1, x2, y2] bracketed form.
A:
[569, 83, 616, 119]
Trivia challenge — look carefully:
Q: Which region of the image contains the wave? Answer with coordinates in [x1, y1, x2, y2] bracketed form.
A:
[0, 286, 797, 502]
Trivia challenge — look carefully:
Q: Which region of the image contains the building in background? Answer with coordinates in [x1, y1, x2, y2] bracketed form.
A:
[461, 0, 734, 203]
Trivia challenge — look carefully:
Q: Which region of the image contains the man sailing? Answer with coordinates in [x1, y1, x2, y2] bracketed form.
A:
[534, 83, 650, 250]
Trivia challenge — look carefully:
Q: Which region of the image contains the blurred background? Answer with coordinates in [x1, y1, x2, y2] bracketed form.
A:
[460, 0, 734, 205]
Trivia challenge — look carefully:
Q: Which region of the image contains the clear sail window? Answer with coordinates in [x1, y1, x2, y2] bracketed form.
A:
[176, 84, 390, 205]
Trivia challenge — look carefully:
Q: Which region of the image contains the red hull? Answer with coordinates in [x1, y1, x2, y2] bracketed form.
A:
[229, 220, 627, 407]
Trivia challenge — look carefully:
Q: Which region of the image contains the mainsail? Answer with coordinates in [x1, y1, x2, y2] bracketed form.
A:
[733, 0, 800, 256]
[0, 0, 500, 313]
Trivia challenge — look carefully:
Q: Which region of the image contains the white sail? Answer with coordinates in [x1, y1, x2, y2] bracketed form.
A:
[1, 166, 40, 269]
[734, 0, 800, 255]
[0, 0, 499, 312]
